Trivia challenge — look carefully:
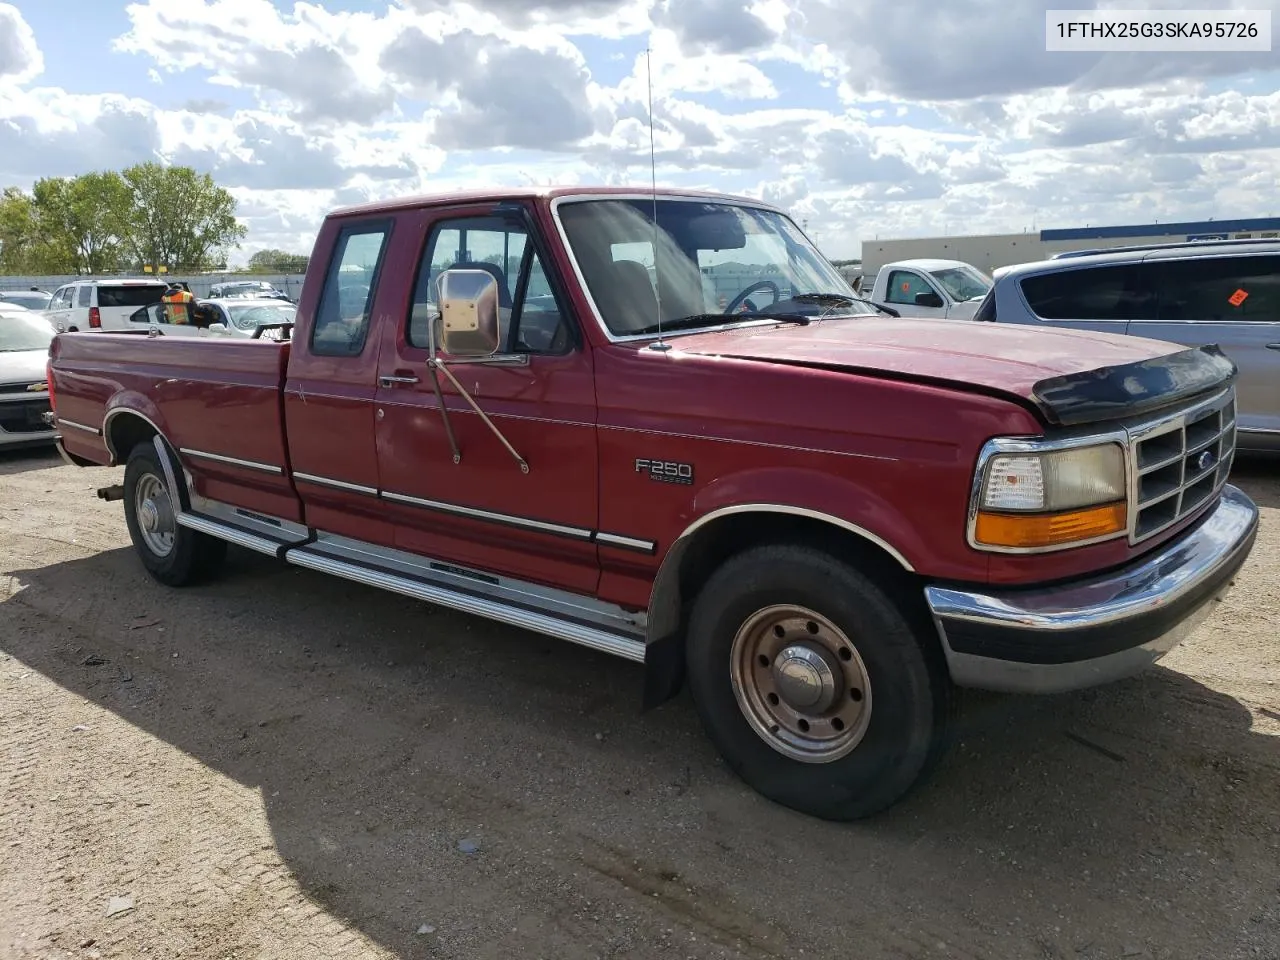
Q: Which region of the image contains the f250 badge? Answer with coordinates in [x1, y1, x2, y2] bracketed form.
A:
[635, 458, 694, 485]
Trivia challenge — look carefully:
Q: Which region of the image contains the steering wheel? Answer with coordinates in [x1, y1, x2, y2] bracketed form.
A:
[725, 279, 780, 315]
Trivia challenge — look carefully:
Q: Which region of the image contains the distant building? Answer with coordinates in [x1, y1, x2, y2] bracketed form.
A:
[860, 216, 1280, 279]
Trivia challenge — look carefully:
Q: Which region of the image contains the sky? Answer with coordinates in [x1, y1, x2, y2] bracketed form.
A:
[1, 0, 1279, 265]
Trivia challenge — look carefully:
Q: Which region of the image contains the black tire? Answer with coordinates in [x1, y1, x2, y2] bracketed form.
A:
[122, 442, 227, 586]
[685, 543, 953, 820]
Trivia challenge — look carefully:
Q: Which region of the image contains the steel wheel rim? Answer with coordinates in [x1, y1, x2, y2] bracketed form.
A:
[730, 604, 873, 763]
[134, 472, 175, 557]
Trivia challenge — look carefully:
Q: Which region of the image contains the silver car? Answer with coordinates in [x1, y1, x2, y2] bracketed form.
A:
[977, 239, 1279, 452]
[0, 309, 58, 451]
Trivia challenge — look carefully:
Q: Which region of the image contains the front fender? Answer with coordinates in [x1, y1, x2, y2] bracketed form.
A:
[678, 465, 924, 570]
[645, 465, 925, 646]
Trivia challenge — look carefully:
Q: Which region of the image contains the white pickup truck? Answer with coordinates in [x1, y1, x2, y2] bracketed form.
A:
[867, 259, 992, 319]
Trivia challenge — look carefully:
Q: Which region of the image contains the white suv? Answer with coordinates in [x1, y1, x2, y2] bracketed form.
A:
[46, 279, 172, 333]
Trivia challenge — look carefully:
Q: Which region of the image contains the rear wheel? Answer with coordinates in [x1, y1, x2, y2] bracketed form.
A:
[685, 543, 952, 820]
[122, 443, 226, 586]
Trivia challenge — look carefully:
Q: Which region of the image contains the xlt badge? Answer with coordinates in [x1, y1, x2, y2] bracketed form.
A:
[635, 458, 694, 485]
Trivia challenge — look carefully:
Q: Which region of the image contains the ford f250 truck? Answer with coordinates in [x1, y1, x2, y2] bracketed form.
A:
[48, 187, 1260, 820]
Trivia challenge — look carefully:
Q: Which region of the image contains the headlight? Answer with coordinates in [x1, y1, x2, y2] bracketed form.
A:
[972, 442, 1127, 550]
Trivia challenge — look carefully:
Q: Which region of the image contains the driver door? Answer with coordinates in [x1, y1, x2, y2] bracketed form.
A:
[372, 203, 600, 593]
[883, 269, 947, 318]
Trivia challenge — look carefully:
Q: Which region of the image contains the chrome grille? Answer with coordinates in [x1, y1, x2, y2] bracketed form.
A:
[1128, 389, 1236, 543]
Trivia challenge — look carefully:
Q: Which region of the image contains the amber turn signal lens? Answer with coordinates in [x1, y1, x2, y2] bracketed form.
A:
[974, 501, 1127, 549]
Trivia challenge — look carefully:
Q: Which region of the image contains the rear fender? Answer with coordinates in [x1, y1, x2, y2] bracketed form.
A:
[103, 394, 169, 466]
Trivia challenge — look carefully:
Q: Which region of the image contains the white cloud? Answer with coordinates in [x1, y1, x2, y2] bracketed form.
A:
[654, 0, 778, 55]
[0, 3, 42, 85]
[0, 89, 161, 181]
[115, 0, 398, 124]
[379, 27, 598, 150]
[0, 0, 1274, 262]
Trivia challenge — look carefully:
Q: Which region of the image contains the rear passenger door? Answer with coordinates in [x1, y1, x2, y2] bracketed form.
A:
[1015, 263, 1155, 334]
[126, 302, 205, 337]
[284, 218, 396, 545]
[1136, 254, 1280, 442]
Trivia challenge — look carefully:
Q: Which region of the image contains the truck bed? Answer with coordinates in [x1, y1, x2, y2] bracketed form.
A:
[51, 332, 302, 522]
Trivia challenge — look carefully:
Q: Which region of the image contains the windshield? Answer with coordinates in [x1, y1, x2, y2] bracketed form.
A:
[0, 313, 54, 352]
[1, 293, 51, 310]
[226, 303, 296, 331]
[220, 282, 278, 296]
[929, 265, 992, 302]
[558, 198, 872, 336]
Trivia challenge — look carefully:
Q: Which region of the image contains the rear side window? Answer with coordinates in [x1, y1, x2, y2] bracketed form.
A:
[97, 285, 166, 308]
[1151, 255, 1280, 322]
[78, 286, 92, 307]
[311, 221, 391, 357]
[1019, 264, 1154, 321]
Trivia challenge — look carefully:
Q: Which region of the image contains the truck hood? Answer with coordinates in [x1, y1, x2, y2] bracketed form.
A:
[670, 317, 1237, 426]
[0, 349, 48, 387]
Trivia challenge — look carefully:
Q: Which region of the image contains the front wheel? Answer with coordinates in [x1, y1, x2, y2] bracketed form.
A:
[122, 442, 227, 586]
[685, 544, 953, 820]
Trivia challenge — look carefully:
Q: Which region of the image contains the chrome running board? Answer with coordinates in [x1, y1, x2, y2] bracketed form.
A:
[286, 545, 645, 662]
[152, 433, 646, 663]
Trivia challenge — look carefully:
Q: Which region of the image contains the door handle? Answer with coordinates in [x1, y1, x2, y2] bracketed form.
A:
[1266, 343, 1280, 351]
[379, 374, 420, 387]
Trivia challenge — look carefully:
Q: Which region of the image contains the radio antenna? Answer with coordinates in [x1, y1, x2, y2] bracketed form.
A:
[645, 43, 670, 352]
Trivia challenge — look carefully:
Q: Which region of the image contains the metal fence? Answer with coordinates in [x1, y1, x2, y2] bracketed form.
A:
[0, 274, 308, 301]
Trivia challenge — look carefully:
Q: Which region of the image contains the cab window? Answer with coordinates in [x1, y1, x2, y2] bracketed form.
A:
[407, 216, 572, 355]
[311, 221, 391, 357]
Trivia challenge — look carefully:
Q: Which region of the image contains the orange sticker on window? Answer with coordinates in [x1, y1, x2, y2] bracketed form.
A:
[900, 282, 910, 292]
[1228, 288, 1249, 307]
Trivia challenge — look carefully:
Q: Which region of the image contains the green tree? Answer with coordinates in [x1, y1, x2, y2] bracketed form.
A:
[0, 187, 39, 273]
[0, 185, 85, 274]
[246, 248, 309, 274]
[123, 162, 247, 272]
[32, 172, 133, 274]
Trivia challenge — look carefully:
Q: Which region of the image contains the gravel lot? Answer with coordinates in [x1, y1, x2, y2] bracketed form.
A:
[1, 447, 1278, 960]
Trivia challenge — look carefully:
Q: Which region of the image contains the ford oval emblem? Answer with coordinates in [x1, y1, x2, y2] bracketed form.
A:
[1197, 450, 1216, 472]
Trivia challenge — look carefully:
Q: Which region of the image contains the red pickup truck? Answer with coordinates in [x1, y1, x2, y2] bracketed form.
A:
[48, 187, 1260, 819]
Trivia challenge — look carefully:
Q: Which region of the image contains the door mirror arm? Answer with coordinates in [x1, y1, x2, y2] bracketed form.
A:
[424, 268, 530, 474]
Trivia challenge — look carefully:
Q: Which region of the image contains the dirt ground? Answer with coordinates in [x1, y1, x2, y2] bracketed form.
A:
[1, 448, 1277, 960]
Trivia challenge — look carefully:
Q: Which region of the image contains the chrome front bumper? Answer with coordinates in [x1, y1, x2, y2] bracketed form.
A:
[925, 485, 1260, 694]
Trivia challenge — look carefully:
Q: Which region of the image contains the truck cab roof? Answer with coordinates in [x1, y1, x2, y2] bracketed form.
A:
[328, 185, 787, 218]
[879, 258, 976, 273]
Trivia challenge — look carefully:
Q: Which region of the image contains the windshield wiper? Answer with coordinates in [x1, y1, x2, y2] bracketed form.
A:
[791, 292, 858, 307]
[629, 313, 810, 335]
[751, 312, 812, 325]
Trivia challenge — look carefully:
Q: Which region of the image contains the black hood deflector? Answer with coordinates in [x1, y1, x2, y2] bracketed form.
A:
[1031, 344, 1237, 427]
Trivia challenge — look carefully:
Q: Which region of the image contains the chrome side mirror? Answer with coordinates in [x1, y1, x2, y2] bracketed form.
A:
[436, 269, 501, 358]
